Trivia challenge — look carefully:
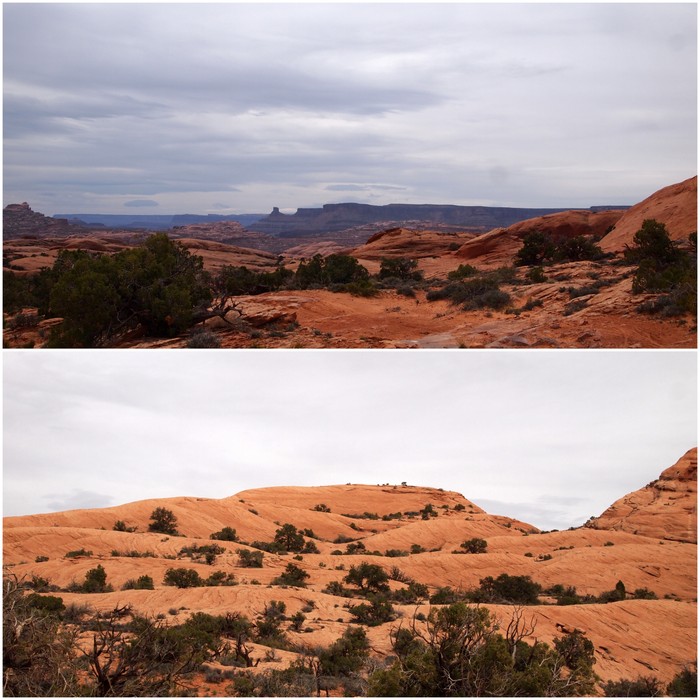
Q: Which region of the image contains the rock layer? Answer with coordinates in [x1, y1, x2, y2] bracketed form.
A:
[587, 448, 697, 543]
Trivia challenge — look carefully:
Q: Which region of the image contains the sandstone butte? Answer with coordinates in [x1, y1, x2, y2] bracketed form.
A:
[2, 176, 696, 348]
[3, 448, 697, 694]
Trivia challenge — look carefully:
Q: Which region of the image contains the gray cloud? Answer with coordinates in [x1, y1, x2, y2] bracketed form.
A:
[46, 489, 115, 513]
[124, 199, 159, 208]
[3, 3, 696, 214]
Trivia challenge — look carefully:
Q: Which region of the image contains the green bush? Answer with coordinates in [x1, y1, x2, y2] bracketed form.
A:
[469, 573, 541, 605]
[25, 593, 65, 615]
[348, 594, 396, 626]
[625, 221, 696, 312]
[344, 562, 390, 594]
[81, 565, 111, 594]
[379, 258, 422, 281]
[447, 264, 479, 280]
[294, 253, 369, 289]
[460, 538, 487, 554]
[236, 548, 264, 568]
[515, 231, 604, 267]
[122, 575, 155, 591]
[64, 548, 92, 558]
[272, 563, 310, 587]
[426, 274, 511, 311]
[148, 507, 179, 535]
[367, 603, 596, 696]
[210, 526, 238, 542]
[44, 234, 213, 347]
[163, 568, 203, 589]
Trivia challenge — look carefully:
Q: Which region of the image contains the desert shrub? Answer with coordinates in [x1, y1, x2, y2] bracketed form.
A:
[447, 264, 479, 280]
[598, 580, 627, 603]
[255, 601, 289, 645]
[556, 235, 605, 262]
[289, 611, 306, 631]
[343, 279, 379, 297]
[80, 565, 112, 594]
[302, 539, 320, 554]
[313, 503, 331, 512]
[515, 231, 557, 266]
[384, 549, 409, 558]
[602, 676, 664, 696]
[25, 593, 65, 615]
[633, 587, 658, 600]
[667, 665, 697, 697]
[163, 568, 203, 589]
[379, 257, 422, 281]
[367, 603, 596, 696]
[396, 285, 416, 297]
[204, 571, 237, 587]
[526, 266, 547, 283]
[410, 543, 426, 554]
[317, 626, 370, 678]
[391, 581, 429, 604]
[426, 275, 511, 310]
[429, 586, 465, 604]
[563, 298, 588, 316]
[3, 576, 81, 696]
[272, 563, 309, 588]
[148, 507, 179, 535]
[34, 555, 49, 563]
[44, 235, 213, 347]
[179, 543, 225, 565]
[236, 548, 264, 568]
[469, 573, 541, 605]
[210, 526, 238, 541]
[122, 575, 154, 591]
[273, 523, 306, 552]
[112, 520, 136, 532]
[460, 538, 488, 553]
[323, 580, 352, 597]
[294, 253, 369, 289]
[65, 548, 92, 558]
[187, 328, 221, 348]
[516, 231, 604, 267]
[333, 535, 355, 544]
[348, 593, 396, 626]
[344, 562, 390, 594]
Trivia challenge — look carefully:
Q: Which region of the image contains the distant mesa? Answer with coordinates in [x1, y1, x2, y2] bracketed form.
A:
[247, 202, 607, 237]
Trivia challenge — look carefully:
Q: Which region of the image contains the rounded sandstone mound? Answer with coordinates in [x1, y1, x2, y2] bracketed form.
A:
[599, 176, 697, 253]
[586, 448, 697, 543]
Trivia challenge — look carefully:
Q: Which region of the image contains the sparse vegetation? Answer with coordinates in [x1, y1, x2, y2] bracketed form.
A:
[236, 548, 264, 568]
[210, 526, 238, 541]
[148, 507, 179, 535]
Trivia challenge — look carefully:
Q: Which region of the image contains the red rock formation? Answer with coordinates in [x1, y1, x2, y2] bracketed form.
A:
[599, 176, 697, 252]
[454, 209, 624, 268]
[586, 448, 697, 543]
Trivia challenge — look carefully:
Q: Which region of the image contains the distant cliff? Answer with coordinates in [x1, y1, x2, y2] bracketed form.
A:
[249, 202, 593, 236]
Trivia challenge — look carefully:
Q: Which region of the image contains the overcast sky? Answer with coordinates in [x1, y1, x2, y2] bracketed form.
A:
[3, 350, 696, 530]
[3, 2, 696, 216]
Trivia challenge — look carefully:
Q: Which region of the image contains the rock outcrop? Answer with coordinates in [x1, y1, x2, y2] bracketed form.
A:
[454, 209, 625, 268]
[586, 448, 697, 543]
[599, 176, 697, 253]
[3, 202, 84, 238]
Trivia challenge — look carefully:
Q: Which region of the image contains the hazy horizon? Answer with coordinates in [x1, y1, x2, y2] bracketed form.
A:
[4, 2, 696, 216]
[4, 351, 696, 531]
